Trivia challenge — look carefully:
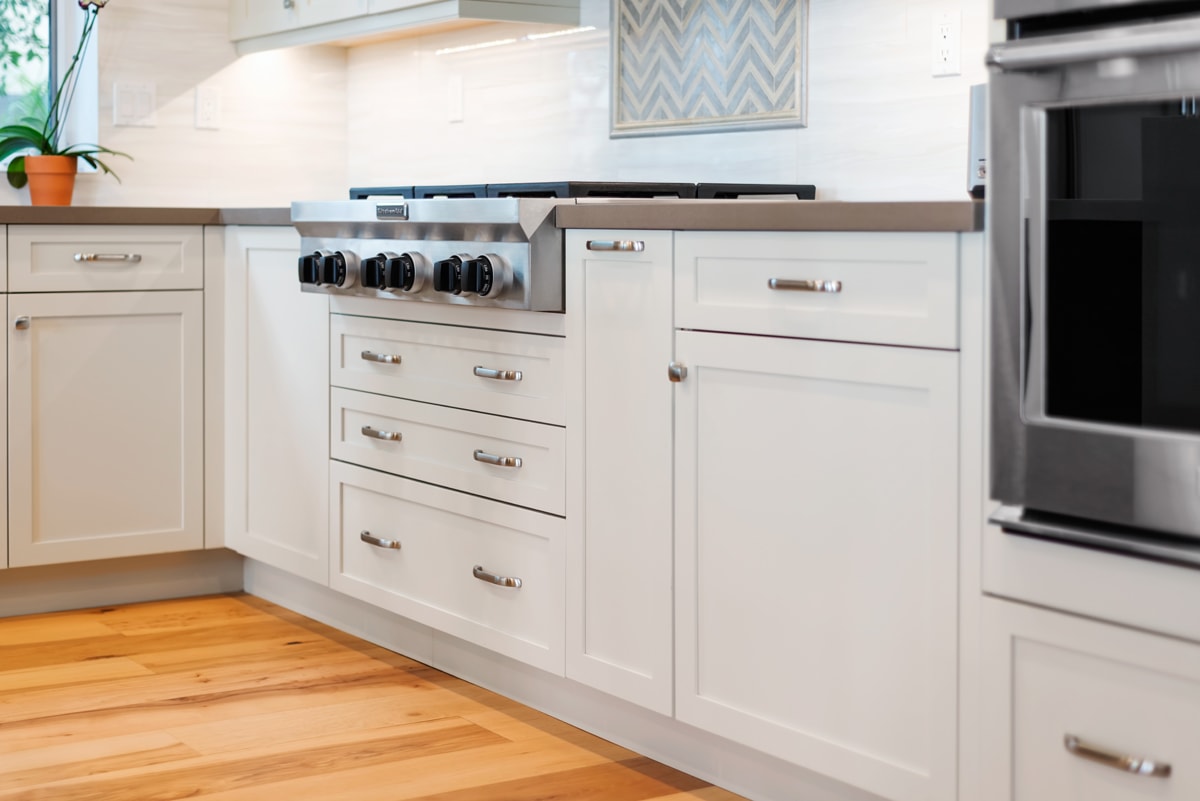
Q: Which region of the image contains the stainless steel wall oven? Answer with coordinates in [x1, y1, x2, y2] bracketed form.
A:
[989, 0, 1200, 563]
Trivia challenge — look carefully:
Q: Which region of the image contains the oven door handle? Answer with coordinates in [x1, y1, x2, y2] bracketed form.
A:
[987, 17, 1200, 71]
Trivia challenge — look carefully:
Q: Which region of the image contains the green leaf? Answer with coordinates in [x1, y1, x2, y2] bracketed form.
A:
[6, 156, 27, 189]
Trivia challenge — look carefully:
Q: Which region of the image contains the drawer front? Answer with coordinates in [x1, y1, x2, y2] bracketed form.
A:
[330, 314, 565, 424]
[675, 231, 959, 348]
[329, 462, 565, 673]
[331, 387, 565, 515]
[8, 225, 204, 292]
[984, 599, 1200, 801]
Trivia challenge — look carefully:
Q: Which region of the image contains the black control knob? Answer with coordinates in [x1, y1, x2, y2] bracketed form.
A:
[321, 252, 348, 287]
[434, 254, 469, 295]
[463, 254, 510, 297]
[360, 255, 386, 289]
[298, 253, 322, 285]
[386, 253, 417, 292]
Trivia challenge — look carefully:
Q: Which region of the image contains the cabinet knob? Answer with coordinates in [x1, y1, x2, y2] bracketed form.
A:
[282, 0, 295, 8]
[668, 361, 687, 383]
[14, 316, 30, 330]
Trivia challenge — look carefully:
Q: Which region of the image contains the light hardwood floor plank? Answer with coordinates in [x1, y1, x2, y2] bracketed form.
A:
[0, 594, 746, 801]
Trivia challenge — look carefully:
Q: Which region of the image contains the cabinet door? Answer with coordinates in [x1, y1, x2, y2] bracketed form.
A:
[674, 330, 959, 801]
[565, 230, 674, 715]
[9, 291, 204, 567]
[224, 227, 330, 585]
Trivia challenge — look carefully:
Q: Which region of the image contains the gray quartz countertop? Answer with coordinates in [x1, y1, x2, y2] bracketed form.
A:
[0, 207, 291, 225]
[554, 199, 984, 232]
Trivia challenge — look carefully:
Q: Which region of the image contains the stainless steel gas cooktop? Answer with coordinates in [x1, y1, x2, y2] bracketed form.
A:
[292, 181, 816, 312]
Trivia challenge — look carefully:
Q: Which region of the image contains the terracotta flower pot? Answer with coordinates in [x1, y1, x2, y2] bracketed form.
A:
[24, 155, 79, 206]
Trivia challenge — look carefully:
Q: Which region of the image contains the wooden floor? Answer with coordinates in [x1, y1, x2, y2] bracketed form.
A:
[0, 593, 747, 801]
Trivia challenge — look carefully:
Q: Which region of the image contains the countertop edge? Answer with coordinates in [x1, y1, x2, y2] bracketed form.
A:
[554, 200, 985, 232]
[0, 207, 293, 226]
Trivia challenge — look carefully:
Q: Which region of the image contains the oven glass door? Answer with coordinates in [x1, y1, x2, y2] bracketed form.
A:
[1024, 98, 1200, 436]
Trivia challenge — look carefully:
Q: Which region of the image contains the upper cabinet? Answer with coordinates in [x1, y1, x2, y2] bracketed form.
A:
[229, 0, 368, 42]
[230, 0, 580, 54]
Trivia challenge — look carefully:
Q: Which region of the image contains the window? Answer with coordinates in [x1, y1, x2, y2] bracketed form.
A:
[0, 0, 51, 128]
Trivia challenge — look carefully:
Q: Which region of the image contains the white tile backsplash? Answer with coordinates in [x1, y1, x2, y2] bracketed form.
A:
[0, 0, 990, 207]
[347, 0, 991, 200]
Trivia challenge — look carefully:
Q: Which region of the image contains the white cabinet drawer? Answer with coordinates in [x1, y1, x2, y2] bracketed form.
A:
[983, 598, 1200, 801]
[329, 462, 565, 673]
[331, 387, 565, 515]
[8, 225, 204, 292]
[330, 314, 565, 424]
[675, 231, 959, 348]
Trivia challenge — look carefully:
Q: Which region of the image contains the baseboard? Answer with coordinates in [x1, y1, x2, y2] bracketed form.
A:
[0, 548, 245, 617]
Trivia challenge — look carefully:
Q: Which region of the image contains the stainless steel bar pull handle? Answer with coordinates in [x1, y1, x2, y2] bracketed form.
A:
[73, 253, 142, 263]
[361, 350, 401, 364]
[1063, 735, 1172, 778]
[473, 449, 522, 468]
[668, 361, 687, 383]
[14, 316, 30, 331]
[361, 425, 402, 442]
[473, 365, 522, 381]
[586, 240, 645, 252]
[360, 530, 401, 550]
[767, 278, 842, 293]
[473, 565, 522, 589]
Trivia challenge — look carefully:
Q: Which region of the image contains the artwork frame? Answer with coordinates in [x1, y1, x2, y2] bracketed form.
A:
[611, 0, 809, 138]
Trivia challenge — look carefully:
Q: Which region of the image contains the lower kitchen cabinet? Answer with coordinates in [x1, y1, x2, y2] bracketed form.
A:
[8, 291, 204, 567]
[673, 329, 960, 801]
[981, 597, 1200, 801]
[0, 294, 6, 568]
[564, 229, 675, 715]
[329, 460, 566, 674]
[223, 226, 330, 584]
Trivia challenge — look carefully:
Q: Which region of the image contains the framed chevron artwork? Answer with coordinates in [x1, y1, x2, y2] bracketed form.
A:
[611, 0, 808, 137]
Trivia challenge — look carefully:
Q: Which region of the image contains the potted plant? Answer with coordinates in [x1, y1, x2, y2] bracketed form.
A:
[0, 0, 129, 205]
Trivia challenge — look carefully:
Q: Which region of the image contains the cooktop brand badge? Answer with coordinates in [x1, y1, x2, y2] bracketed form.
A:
[376, 203, 409, 220]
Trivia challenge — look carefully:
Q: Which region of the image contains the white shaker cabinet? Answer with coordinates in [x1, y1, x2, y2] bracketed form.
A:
[671, 231, 962, 801]
[223, 226, 330, 585]
[229, 0, 368, 41]
[564, 230, 675, 715]
[0, 233, 6, 568]
[8, 291, 204, 567]
[231, 0, 578, 50]
[6, 225, 206, 568]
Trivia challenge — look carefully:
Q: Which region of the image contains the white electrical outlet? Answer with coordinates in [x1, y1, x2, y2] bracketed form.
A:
[195, 85, 221, 130]
[931, 11, 962, 77]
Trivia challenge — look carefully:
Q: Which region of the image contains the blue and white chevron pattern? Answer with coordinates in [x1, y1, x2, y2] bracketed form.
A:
[614, 0, 805, 132]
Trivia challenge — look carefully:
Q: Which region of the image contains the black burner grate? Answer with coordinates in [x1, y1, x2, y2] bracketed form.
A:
[348, 181, 817, 200]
